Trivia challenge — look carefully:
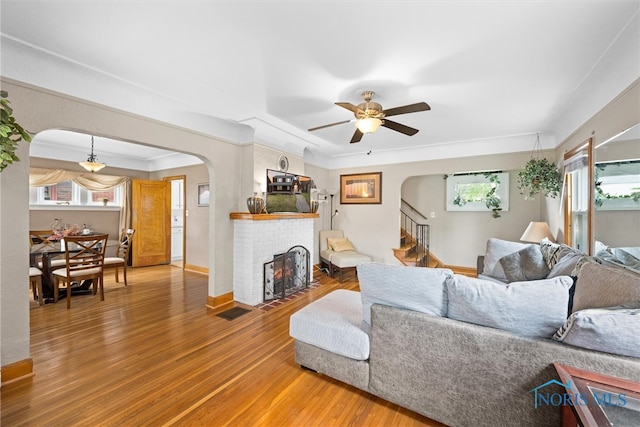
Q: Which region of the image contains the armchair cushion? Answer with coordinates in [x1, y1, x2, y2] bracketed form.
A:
[319, 230, 345, 252]
[328, 237, 355, 252]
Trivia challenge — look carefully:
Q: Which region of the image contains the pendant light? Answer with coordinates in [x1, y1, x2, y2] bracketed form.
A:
[79, 136, 106, 173]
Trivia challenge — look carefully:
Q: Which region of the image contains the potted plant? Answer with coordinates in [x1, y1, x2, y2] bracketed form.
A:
[517, 158, 561, 200]
[0, 91, 31, 172]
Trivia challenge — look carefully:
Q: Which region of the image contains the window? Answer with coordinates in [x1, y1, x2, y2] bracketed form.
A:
[31, 181, 122, 207]
[38, 181, 79, 205]
[595, 161, 640, 210]
[446, 172, 510, 213]
[89, 188, 119, 206]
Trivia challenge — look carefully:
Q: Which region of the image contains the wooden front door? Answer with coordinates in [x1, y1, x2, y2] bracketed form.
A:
[132, 179, 171, 267]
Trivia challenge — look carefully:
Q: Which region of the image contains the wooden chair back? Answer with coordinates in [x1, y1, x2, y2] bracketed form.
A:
[54, 233, 109, 309]
[116, 228, 136, 260]
[29, 229, 55, 249]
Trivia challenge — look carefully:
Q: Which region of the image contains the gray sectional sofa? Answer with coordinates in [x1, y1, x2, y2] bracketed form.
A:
[290, 238, 640, 427]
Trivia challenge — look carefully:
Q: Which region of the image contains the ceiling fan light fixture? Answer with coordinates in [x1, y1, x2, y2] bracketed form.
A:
[356, 117, 382, 134]
[79, 136, 106, 173]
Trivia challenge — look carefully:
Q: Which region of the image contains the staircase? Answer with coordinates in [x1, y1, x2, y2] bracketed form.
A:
[393, 204, 431, 267]
[393, 200, 477, 276]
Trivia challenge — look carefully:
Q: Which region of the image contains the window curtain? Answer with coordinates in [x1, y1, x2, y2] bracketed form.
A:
[29, 168, 132, 232]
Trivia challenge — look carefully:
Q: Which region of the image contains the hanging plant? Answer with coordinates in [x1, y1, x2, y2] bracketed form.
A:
[453, 193, 467, 207]
[0, 91, 32, 172]
[517, 134, 561, 200]
[484, 172, 502, 218]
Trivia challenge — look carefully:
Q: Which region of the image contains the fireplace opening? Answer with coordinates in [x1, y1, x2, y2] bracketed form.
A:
[263, 245, 310, 301]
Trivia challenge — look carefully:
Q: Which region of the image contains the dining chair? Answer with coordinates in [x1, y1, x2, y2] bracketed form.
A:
[29, 267, 44, 306]
[104, 228, 135, 286]
[29, 229, 55, 249]
[30, 229, 67, 270]
[52, 233, 109, 309]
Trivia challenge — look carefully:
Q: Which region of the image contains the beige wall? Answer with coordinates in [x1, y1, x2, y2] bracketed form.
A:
[302, 163, 331, 263]
[402, 170, 544, 266]
[327, 151, 546, 268]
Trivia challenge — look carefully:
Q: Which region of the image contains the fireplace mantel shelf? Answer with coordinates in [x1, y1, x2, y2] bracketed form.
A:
[230, 212, 319, 221]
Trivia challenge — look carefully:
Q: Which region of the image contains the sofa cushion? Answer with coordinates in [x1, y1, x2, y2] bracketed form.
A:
[499, 244, 550, 282]
[572, 262, 640, 313]
[546, 252, 582, 279]
[613, 247, 640, 270]
[570, 255, 597, 277]
[539, 238, 563, 269]
[289, 289, 370, 360]
[482, 238, 531, 280]
[552, 305, 640, 358]
[446, 275, 573, 338]
[357, 262, 453, 325]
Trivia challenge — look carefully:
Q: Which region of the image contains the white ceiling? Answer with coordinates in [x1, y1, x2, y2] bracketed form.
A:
[1, 1, 639, 170]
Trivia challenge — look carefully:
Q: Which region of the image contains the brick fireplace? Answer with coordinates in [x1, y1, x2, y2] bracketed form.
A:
[230, 212, 318, 306]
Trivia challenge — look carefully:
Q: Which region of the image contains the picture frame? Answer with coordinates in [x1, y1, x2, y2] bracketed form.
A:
[340, 172, 382, 204]
[197, 183, 210, 206]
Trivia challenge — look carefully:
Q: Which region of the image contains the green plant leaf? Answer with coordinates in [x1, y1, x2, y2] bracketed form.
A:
[0, 91, 31, 173]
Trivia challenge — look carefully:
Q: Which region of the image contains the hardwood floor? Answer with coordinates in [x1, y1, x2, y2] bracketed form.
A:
[3, 265, 443, 426]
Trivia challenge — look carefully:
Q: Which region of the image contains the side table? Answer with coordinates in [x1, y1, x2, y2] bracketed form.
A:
[554, 363, 640, 427]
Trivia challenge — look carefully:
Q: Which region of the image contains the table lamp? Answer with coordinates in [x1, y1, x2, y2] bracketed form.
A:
[520, 221, 555, 243]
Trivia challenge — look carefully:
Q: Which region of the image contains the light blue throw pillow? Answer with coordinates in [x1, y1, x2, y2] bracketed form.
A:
[553, 305, 640, 358]
[357, 263, 453, 324]
[447, 275, 574, 338]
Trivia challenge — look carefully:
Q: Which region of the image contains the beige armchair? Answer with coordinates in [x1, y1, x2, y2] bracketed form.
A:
[319, 230, 371, 282]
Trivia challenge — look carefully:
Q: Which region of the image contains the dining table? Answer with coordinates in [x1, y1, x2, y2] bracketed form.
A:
[29, 237, 120, 304]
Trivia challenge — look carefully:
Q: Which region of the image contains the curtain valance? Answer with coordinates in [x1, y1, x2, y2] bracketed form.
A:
[29, 168, 130, 191]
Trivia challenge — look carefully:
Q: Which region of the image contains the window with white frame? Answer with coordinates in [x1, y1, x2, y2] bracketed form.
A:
[31, 181, 122, 207]
[595, 161, 640, 210]
[446, 172, 510, 213]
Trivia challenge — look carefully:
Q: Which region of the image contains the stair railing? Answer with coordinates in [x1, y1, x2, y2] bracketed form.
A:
[400, 208, 430, 267]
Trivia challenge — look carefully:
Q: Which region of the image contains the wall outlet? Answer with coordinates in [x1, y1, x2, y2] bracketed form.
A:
[430, 211, 435, 218]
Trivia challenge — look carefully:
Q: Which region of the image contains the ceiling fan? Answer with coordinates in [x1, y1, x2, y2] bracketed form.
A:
[308, 91, 430, 143]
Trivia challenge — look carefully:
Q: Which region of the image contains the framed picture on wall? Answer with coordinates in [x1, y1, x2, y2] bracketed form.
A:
[340, 172, 382, 204]
[197, 183, 210, 206]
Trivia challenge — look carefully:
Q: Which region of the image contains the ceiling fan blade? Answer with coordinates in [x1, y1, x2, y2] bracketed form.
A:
[350, 129, 364, 144]
[308, 119, 352, 132]
[335, 102, 362, 115]
[382, 119, 419, 136]
[383, 102, 431, 117]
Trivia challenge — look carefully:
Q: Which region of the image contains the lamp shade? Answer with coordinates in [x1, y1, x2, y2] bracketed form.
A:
[520, 221, 555, 243]
[356, 117, 382, 134]
[79, 160, 106, 173]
